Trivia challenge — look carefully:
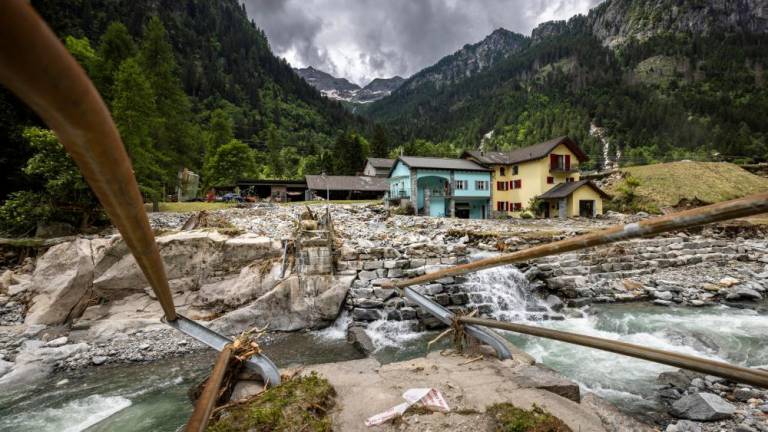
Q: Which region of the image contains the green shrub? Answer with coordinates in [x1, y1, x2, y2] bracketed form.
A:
[0, 191, 51, 236]
[487, 403, 571, 432]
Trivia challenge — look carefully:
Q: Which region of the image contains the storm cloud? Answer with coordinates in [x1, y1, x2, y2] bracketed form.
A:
[242, 0, 603, 86]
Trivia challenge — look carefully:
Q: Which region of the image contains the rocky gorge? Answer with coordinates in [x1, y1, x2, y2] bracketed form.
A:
[0, 202, 767, 431]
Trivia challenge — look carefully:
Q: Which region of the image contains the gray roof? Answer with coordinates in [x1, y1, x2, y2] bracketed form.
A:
[366, 157, 395, 169]
[462, 136, 587, 165]
[538, 179, 610, 200]
[305, 175, 389, 191]
[394, 156, 490, 172]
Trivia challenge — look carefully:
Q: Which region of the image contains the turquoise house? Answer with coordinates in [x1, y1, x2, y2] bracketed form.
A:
[388, 156, 491, 219]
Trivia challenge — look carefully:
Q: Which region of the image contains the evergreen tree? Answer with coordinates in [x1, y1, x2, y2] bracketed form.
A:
[112, 57, 165, 196]
[138, 16, 197, 171]
[370, 125, 389, 157]
[332, 131, 368, 175]
[95, 22, 136, 101]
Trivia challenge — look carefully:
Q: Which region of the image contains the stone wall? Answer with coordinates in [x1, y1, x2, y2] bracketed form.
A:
[338, 244, 471, 329]
[534, 234, 754, 301]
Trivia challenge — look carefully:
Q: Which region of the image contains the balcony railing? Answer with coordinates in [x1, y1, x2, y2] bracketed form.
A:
[549, 166, 579, 174]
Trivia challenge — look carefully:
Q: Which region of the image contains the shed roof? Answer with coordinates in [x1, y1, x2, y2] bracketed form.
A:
[538, 179, 610, 200]
[366, 157, 395, 169]
[305, 175, 389, 191]
[393, 156, 490, 173]
[462, 136, 588, 166]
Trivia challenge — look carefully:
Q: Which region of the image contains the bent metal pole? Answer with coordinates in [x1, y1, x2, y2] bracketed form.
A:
[394, 192, 768, 289]
[185, 345, 234, 432]
[459, 316, 768, 389]
[0, 1, 177, 320]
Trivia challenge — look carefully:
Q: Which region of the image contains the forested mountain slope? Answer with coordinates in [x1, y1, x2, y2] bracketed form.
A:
[366, 0, 768, 169]
[0, 0, 376, 234]
[1, 0, 367, 200]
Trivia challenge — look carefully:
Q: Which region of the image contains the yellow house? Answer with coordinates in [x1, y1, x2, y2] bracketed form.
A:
[462, 136, 609, 218]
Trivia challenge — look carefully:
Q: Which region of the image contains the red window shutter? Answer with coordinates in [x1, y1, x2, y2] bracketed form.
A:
[547, 176, 554, 184]
[565, 155, 571, 170]
[515, 180, 522, 189]
[496, 181, 502, 190]
[550, 154, 557, 169]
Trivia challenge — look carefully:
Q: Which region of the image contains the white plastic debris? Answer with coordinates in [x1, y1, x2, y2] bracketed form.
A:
[365, 388, 449, 427]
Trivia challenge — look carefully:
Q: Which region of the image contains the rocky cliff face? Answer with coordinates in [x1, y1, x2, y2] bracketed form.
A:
[294, 67, 405, 103]
[294, 66, 361, 101]
[402, 28, 529, 91]
[354, 76, 406, 103]
[587, 0, 768, 47]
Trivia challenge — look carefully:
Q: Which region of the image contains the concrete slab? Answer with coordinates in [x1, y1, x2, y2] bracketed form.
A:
[305, 351, 625, 431]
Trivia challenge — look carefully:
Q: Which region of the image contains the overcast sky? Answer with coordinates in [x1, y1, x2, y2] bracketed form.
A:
[242, 0, 603, 86]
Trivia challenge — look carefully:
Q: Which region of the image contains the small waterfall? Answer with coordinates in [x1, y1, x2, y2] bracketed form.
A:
[464, 264, 552, 322]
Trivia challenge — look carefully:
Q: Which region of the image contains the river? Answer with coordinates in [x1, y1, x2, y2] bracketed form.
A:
[1, 265, 766, 431]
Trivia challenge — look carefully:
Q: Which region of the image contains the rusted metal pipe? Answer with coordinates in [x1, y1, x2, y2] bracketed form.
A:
[459, 316, 768, 389]
[185, 345, 235, 432]
[394, 192, 768, 288]
[0, 1, 176, 320]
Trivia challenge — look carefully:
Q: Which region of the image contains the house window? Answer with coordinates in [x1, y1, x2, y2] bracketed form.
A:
[513, 179, 522, 189]
[512, 165, 519, 175]
[567, 177, 575, 183]
[499, 167, 506, 176]
[513, 203, 522, 211]
[550, 154, 571, 171]
[496, 181, 508, 191]
[455, 180, 468, 190]
[547, 176, 554, 184]
[475, 180, 488, 190]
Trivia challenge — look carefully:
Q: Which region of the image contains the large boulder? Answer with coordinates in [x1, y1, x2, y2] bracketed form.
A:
[670, 392, 735, 421]
[197, 261, 283, 308]
[93, 232, 283, 298]
[25, 239, 94, 325]
[212, 274, 354, 334]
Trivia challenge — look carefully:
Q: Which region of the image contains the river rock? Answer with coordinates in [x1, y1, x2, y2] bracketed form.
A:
[670, 392, 736, 421]
[509, 364, 581, 402]
[211, 274, 354, 333]
[351, 308, 380, 322]
[666, 420, 702, 432]
[25, 239, 95, 326]
[46, 336, 68, 347]
[92, 355, 108, 365]
[0, 359, 13, 377]
[582, 393, 655, 432]
[719, 277, 740, 287]
[725, 287, 762, 301]
[347, 326, 375, 354]
[544, 295, 564, 311]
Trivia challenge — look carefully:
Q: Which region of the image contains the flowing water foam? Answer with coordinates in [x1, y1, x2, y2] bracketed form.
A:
[1, 394, 132, 432]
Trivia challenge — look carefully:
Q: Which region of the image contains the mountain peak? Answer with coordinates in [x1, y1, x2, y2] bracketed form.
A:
[401, 27, 528, 91]
[294, 67, 405, 104]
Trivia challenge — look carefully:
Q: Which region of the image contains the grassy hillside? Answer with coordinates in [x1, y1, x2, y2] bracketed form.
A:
[607, 161, 768, 209]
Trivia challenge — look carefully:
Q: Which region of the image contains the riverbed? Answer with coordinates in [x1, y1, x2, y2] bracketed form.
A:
[1, 301, 765, 431]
